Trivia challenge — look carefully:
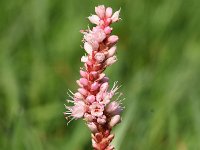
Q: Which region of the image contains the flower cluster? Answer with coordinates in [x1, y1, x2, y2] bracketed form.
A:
[64, 5, 123, 150]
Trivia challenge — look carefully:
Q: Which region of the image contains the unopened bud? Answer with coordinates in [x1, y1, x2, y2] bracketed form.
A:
[104, 56, 117, 67]
[79, 78, 88, 86]
[87, 122, 98, 133]
[80, 70, 88, 78]
[81, 56, 88, 63]
[88, 15, 100, 25]
[90, 82, 99, 91]
[108, 35, 119, 44]
[107, 46, 117, 58]
[111, 9, 120, 23]
[84, 42, 93, 55]
[76, 80, 83, 87]
[86, 95, 96, 103]
[101, 77, 109, 83]
[106, 7, 113, 18]
[109, 115, 121, 127]
[100, 82, 109, 92]
[96, 92, 103, 102]
[104, 26, 112, 34]
[74, 92, 84, 99]
[78, 88, 88, 96]
[95, 5, 105, 18]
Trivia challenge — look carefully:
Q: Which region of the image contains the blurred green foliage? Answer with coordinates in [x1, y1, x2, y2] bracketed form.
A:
[0, 0, 200, 150]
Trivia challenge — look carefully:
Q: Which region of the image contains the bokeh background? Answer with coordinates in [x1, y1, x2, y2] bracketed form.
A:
[0, 0, 200, 149]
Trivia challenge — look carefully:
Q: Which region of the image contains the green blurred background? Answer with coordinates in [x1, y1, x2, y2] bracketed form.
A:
[0, 0, 200, 149]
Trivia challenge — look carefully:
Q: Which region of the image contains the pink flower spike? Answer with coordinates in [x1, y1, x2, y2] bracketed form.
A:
[106, 7, 113, 18]
[95, 5, 106, 18]
[111, 9, 121, 23]
[90, 102, 104, 117]
[64, 5, 123, 150]
[88, 15, 100, 25]
[79, 78, 88, 86]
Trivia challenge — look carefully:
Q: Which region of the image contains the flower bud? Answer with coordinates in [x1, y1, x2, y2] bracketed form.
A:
[101, 77, 109, 83]
[78, 88, 88, 96]
[96, 92, 103, 102]
[79, 78, 88, 86]
[76, 80, 83, 87]
[97, 73, 105, 81]
[109, 115, 121, 127]
[84, 42, 93, 55]
[80, 70, 88, 78]
[104, 26, 112, 34]
[90, 82, 99, 91]
[81, 56, 88, 63]
[95, 52, 105, 63]
[87, 122, 98, 133]
[86, 95, 96, 103]
[95, 5, 105, 18]
[104, 56, 117, 67]
[111, 9, 120, 23]
[107, 35, 119, 44]
[100, 82, 109, 92]
[106, 7, 113, 18]
[90, 40, 99, 50]
[88, 15, 100, 25]
[74, 92, 84, 99]
[107, 46, 117, 58]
